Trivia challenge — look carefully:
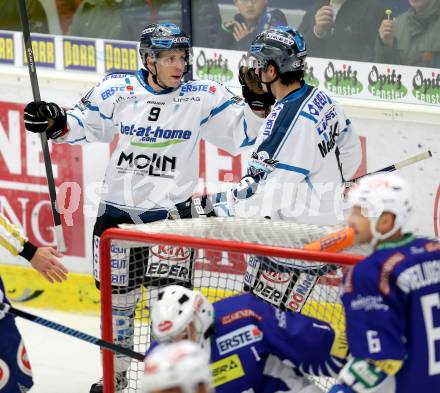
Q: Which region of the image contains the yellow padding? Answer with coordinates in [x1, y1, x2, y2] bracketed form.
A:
[372, 359, 403, 376]
[302, 300, 347, 358]
[0, 264, 100, 314]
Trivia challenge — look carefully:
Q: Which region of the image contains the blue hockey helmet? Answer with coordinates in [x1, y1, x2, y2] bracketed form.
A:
[139, 23, 193, 68]
[248, 26, 307, 74]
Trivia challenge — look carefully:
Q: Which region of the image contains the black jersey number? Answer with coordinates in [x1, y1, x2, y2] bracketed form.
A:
[148, 107, 161, 121]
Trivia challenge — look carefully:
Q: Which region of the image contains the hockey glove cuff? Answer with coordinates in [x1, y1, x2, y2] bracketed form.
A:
[335, 357, 395, 393]
[24, 101, 68, 139]
[239, 66, 275, 116]
[173, 195, 217, 219]
[247, 152, 278, 178]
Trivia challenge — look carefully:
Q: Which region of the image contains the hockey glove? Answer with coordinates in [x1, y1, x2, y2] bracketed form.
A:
[334, 357, 395, 393]
[24, 101, 68, 139]
[247, 152, 278, 178]
[173, 195, 216, 219]
[232, 152, 278, 200]
[239, 66, 275, 116]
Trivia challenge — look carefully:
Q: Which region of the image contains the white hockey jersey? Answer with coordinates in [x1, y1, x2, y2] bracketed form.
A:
[236, 83, 362, 224]
[57, 70, 262, 212]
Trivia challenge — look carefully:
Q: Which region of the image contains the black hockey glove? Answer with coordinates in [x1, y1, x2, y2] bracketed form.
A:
[173, 195, 216, 219]
[24, 101, 67, 139]
[239, 66, 275, 116]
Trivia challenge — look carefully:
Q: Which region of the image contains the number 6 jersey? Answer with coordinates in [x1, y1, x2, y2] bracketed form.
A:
[341, 235, 440, 392]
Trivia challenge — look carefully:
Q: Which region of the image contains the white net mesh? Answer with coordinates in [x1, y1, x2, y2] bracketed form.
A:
[100, 217, 368, 392]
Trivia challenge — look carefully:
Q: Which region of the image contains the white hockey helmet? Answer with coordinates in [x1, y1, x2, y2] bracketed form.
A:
[142, 340, 212, 393]
[151, 285, 214, 350]
[348, 173, 413, 243]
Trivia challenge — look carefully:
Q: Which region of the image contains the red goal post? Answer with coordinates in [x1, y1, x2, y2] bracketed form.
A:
[99, 218, 365, 393]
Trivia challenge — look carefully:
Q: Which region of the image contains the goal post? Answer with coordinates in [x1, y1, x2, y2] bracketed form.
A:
[98, 218, 365, 393]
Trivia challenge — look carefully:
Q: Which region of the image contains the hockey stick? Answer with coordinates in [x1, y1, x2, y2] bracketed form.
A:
[3, 305, 145, 362]
[18, 0, 66, 252]
[346, 150, 432, 187]
[303, 227, 354, 252]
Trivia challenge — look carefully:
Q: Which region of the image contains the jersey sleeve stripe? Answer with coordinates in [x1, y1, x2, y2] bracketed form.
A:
[299, 110, 317, 123]
[200, 99, 235, 126]
[0, 216, 25, 255]
[305, 176, 314, 190]
[275, 163, 310, 175]
[0, 237, 18, 255]
[67, 113, 84, 128]
[87, 105, 113, 120]
[66, 137, 88, 144]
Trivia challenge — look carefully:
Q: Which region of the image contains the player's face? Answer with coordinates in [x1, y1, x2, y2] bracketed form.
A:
[154, 50, 187, 88]
[171, 322, 198, 343]
[255, 64, 276, 92]
[347, 206, 373, 244]
[409, 0, 433, 12]
[235, 0, 268, 21]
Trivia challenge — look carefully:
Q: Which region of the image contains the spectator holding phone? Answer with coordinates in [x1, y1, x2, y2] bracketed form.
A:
[216, 0, 287, 51]
[299, 0, 385, 62]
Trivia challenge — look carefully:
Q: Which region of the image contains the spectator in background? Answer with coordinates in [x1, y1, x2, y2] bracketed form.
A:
[55, 0, 81, 34]
[67, 0, 221, 47]
[216, 0, 287, 51]
[299, 0, 385, 62]
[0, 0, 49, 33]
[375, 0, 440, 67]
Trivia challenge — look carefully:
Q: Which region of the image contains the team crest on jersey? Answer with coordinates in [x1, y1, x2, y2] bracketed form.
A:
[0, 359, 10, 390]
[17, 341, 32, 377]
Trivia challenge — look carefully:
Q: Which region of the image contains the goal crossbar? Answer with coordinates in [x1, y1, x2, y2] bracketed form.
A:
[99, 224, 364, 393]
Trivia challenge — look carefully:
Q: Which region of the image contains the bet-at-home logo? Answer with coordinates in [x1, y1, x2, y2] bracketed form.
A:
[412, 69, 440, 104]
[196, 51, 233, 83]
[303, 63, 319, 87]
[324, 62, 362, 95]
[368, 66, 407, 100]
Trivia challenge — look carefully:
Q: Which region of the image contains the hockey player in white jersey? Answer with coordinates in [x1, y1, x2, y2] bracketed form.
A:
[225, 26, 362, 310]
[22, 23, 268, 392]
[232, 26, 362, 223]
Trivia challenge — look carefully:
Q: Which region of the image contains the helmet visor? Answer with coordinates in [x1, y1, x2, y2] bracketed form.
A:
[243, 54, 269, 71]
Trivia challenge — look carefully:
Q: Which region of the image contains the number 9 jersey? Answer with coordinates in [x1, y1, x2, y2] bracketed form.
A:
[55, 70, 263, 212]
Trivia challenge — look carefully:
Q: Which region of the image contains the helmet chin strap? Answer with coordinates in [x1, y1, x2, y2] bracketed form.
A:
[150, 63, 173, 90]
[257, 68, 278, 98]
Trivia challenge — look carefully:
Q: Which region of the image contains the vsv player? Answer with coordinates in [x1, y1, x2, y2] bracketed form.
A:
[149, 285, 347, 393]
[330, 173, 440, 393]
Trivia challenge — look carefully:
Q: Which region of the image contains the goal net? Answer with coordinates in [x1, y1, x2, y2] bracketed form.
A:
[98, 217, 366, 393]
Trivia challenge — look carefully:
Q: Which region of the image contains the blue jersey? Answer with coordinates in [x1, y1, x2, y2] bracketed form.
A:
[0, 277, 33, 393]
[342, 235, 440, 392]
[150, 293, 344, 392]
